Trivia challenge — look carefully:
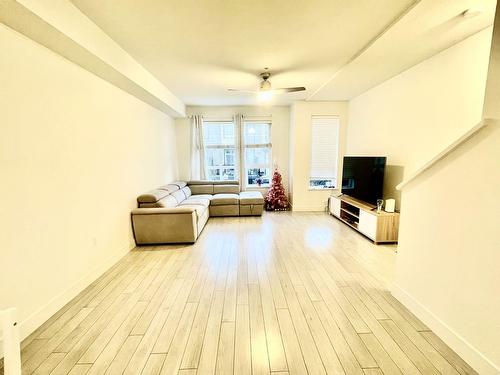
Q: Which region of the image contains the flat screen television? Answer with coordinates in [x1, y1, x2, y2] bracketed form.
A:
[341, 156, 386, 205]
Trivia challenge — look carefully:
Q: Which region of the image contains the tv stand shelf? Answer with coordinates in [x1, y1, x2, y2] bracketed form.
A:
[329, 195, 399, 244]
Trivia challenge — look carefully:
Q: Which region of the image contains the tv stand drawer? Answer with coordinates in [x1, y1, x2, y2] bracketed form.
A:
[358, 210, 377, 239]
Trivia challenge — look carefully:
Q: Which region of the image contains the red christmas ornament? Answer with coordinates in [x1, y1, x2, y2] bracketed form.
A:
[265, 169, 289, 211]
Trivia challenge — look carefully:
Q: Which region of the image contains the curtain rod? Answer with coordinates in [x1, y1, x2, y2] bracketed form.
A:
[190, 115, 273, 121]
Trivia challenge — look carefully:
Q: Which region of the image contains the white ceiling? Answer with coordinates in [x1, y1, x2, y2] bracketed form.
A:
[70, 0, 496, 106]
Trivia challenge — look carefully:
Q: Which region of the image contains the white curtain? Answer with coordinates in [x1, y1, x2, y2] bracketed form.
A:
[190, 115, 206, 180]
[234, 114, 244, 183]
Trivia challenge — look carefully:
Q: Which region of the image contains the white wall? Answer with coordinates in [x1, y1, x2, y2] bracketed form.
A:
[392, 6, 500, 373]
[341, 23, 500, 373]
[347, 28, 493, 208]
[175, 105, 290, 193]
[393, 123, 500, 374]
[0, 25, 178, 342]
[1, 0, 185, 116]
[289, 101, 348, 211]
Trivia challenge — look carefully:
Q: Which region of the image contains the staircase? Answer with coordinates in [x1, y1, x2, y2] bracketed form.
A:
[391, 3, 500, 373]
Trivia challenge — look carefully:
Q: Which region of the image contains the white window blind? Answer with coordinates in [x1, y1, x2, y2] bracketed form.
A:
[310, 116, 339, 189]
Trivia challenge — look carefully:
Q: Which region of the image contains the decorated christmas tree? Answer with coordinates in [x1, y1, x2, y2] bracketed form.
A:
[265, 169, 289, 211]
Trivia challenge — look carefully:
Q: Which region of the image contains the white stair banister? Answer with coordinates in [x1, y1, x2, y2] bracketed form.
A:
[396, 118, 496, 190]
[1, 308, 21, 375]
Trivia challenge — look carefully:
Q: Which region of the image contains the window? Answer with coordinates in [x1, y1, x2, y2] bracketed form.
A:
[243, 121, 272, 187]
[203, 121, 237, 181]
[309, 116, 339, 189]
[201, 118, 272, 185]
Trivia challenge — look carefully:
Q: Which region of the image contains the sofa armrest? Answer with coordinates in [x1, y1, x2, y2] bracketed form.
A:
[131, 207, 198, 244]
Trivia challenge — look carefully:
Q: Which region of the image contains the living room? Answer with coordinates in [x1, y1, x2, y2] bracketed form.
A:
[1, 1, 499, 374]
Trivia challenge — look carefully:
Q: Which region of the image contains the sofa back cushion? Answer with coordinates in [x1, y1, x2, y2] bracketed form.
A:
[159, 184, 180, 194]
[209, 180, 239, 186]
[188, 180, 239, 194]
[190, 184, 214, 194]
[137, 189, 170, 204]
[137, 181, 189, 207]
[171, 181, 187, 189]
[171, 189, 186, 204]
[139, 195, 178, 208]
[213, 184, 240, 194]
[158, 195, 178, 208]
[181, 186, 192, 199]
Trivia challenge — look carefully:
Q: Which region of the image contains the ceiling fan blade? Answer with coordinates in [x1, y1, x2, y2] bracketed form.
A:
[228, 87, 306, 94]
[273, 87, 306, 93]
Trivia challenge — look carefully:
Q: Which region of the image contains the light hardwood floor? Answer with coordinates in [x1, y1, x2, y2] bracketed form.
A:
[11, 212, 477, 375]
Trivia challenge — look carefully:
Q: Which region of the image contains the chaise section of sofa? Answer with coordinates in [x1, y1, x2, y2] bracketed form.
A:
[239, 191, 264, 216]
[189, 180, 241, 217]
[132, 207, 207, 244]
[131, 180, 264, 245]
[132, 181, 209, 244]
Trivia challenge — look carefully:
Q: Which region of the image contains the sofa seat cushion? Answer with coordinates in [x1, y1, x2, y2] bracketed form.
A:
[210, 193, 239, 206]
[239, 191, 264, 205]
[191, 194, 213, 200]
[180, 197, 210, 208]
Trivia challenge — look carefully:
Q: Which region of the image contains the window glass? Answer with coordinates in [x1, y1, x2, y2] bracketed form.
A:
[244, 123, 270, 144]
[244, 122, 271, 187]
[203, 121, 236, 181]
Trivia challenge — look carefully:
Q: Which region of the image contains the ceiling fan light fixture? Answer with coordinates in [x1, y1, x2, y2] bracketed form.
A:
[258, 90, 273, 102]
[260, 80, 272, 91]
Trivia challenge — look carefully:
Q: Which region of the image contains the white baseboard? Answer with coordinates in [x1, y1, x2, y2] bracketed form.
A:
[0, 247, 128, 358]
[391, 283, 500, 375]
[291, 205, 327, 212]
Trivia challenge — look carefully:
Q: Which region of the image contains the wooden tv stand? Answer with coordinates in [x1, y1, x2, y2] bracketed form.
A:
[328, 195, 399, 244]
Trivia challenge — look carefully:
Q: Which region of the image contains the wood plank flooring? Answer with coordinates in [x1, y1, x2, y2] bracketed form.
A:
[8, 212, 478, 375]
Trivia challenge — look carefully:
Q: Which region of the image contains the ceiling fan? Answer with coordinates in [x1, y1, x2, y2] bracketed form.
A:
[228, 69, 305, 100]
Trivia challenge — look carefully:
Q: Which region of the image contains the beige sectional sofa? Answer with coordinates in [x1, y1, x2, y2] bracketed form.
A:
[131, 180, 264, 244]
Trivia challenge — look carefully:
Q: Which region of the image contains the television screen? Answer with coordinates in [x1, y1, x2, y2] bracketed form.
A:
[341, 156, 386, 205]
